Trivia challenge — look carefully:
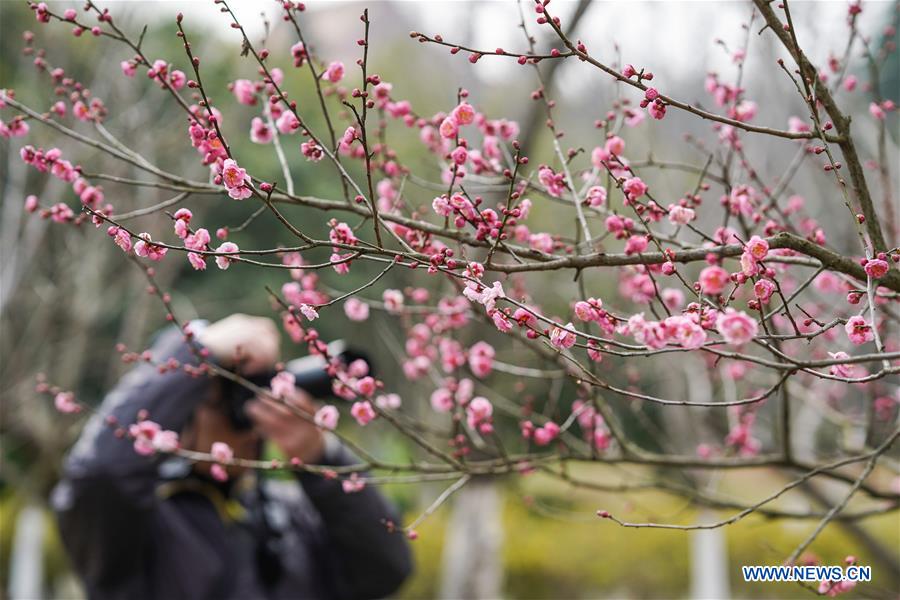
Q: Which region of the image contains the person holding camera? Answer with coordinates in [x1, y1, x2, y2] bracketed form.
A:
[52, 314, 412, 600]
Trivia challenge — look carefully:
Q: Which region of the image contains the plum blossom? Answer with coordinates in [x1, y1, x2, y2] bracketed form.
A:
[439, 116, 458, 139]
[250, 117, 273, 144]
[108, 226, 132, 253]
[740, 251, 759, 277]
[351, 401, 376, 426]
[550, 323, 577, 349]
[663, 315, 707, 349]
[298, 304, 319, 321]
[134, 233, 168, 262]
[788, 116, 811, 133]
[348, 360, 370, 378]
[54, 392, 81, 414]
[533, 422, 560, 446]
[290, 42, 307, 67]
[468, 341, 495, 378]
[185, 228, 210, 270]
[383, 289, 404, 313]
[210, 464, 228, 482]
[276, 111, 300, 135]
[211, 441, 234, 463]
[220, 159, 252, 200]
[232, 79, 256, 105]
[450, 145, 468, 165]
[574, 298, 603, 322]
[463, 280, 505, 313]
[301, 140, 324, 161]
[817, 579, 857, 598]
[869, 102, 885, 120]
[270, 371, 296, 399]
[716, 309, 758, 345]
[605, 135, 625, 156]
[314, 405, 339, 430]
[864, 258, 889, 279]
[725, 414, 761, 456]
[452, 102, 475, 125]
[585, 186, 607, 208]
[129, 420, 162, 456]
[153, 430, 180, 453]
[844, 315, 874, 345]
[591, 146, 610, 168]
[430, 387, 454, 413]
[647, 99, 666, 120]
[212, 242, 239, 270]
[726, 185, 757, 216]
[324, 61, 345, 83]
[375, 393, 402, 410]
[169, 70, 186, 90]
[668, 204, 695, 225]
[828, 352, 859, 378]
[344, 298, 370, 321]
[623, 314, 668, 349]
[661, 288, 684, 309]
[624, 235, 649, 255]
[622, 176, 647, 200]
[1, 117, 28, 138]
[342, 474, 366, 494]
[79, 185, 104, 207]
[465, 396, 493, 430]
[49, 203, 75, 223]
[356, 376, 377, 397]
[746, 235, 769, 260]
[699, 265, 730, 295]
[538, 166, 566, 198]
[753, 279, 776, 303]
[492, 310, 512, 333]
[341, 126, 358, 147]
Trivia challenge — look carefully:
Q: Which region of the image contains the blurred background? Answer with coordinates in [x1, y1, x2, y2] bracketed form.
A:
[1, 1, 898, 598]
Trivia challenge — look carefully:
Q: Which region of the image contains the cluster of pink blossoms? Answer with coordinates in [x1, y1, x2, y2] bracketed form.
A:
[219, 158, 253, 200]
[129, 420, 179, 457]
[14, 0, 900, 523]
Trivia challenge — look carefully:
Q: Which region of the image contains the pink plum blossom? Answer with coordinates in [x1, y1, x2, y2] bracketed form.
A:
[351, 401, 376, 426]
[324, 61, 345, 83]
[214, 242, 239, 270]
[221, 159, 252, 200]
[55, 392, 81, 414]
[344, 298, 370, 321]
[716, 309, 758, 345]
[550, 323, 577, 349]
[211, 441, 234, 463]
[468, 341, 495, 378]
[134, 234, 168, 262]
[466, 396, 493, 429]
[270, 371, 296, 399]
[844, 316, 874, 345]
[699, 265, 730, 295]
[314, 405, 339, 430]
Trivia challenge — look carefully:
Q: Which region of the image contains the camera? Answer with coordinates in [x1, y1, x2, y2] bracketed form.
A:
[219, 340, 371, 430]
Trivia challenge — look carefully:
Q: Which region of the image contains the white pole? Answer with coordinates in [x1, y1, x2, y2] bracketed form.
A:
[9, 503, 46, 600]
[690, 508, 730, 600]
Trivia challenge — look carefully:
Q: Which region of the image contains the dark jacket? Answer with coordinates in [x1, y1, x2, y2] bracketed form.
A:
[52, 327, 412, 600]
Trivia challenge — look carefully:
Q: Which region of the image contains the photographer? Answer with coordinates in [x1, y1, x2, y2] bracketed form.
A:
[52, 314, 412, 600]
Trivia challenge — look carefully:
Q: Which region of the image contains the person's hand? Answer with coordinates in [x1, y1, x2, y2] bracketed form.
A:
[197, 314, 280, 374]
[245, 389, 327, 464]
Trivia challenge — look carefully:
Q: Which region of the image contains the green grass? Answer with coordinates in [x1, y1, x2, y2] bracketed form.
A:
[397, 464, 900, 599]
